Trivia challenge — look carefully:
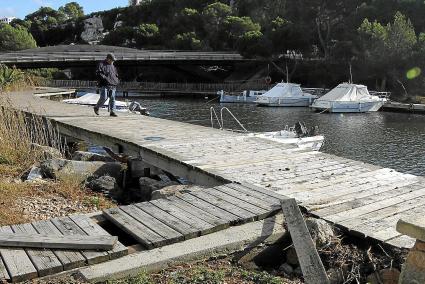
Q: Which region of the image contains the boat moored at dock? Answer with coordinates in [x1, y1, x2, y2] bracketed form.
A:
[255, 83, 317, 107]
[218, 90, 267, 103]
[311, 83, 386, 113]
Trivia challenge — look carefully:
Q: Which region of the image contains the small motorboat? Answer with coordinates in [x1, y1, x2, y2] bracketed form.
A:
[311, 83, 386, 113]
[255, 83, 317, 107]
[63, 93, 149, 115]
[249, 122, 324, 151]
[218, 90, 267, 103]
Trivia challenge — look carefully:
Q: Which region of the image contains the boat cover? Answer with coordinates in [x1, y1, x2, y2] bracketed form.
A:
[260, 83, 306, 98]
[63, 93, 128, 108]
[316, 83, 380, 102]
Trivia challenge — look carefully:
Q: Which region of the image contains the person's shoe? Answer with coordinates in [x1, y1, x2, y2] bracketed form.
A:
[110, 112, 118, 117]
[94, 107, 99, 115]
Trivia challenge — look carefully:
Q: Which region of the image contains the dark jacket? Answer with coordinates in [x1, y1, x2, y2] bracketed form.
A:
[96, 60, 119, 87]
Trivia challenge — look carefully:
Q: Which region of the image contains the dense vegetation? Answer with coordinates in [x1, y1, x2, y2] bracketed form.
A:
[2, 0, 425, 95]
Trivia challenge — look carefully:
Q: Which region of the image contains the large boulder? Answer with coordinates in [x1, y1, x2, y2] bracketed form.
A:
[305, 218, 334, 248]
[31, 143, 62, 160]
[81, 16, 104, 44]
[41, 159, 123, 183]
[86, 175, 119, 194]
[138, 177, 179, 200]
[72, 151, 115, 162]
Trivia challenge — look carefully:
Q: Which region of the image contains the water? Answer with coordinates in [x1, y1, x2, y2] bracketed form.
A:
[138, 97, 425, 176]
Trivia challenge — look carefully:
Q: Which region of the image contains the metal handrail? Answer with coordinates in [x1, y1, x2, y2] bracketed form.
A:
[210, 107, 222, 129]
[220, 107, 248, 133]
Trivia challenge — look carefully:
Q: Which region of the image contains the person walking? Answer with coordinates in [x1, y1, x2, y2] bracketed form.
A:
[94, 53, 119, 117]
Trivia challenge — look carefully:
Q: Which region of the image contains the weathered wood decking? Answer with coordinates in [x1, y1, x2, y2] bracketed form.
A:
[0, 215, 127, 282]
[4, 90, 424, 252]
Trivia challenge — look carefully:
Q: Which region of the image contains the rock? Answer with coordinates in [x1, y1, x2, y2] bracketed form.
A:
[81, 16, 104, 44]
[26, 166, 43, 182]
[138, 177, 179, 199]
[40, 158, 123, 183]
[293, 266, 302, 277]
[72, 151, 115, 162]
[151, 185, 195, 200]
[31, 143, 62, 160]
[86, 175, 119, 193]
[285, 247, 299, 266]
[305, 218, 334, 248]
[278, 263, 294, 276]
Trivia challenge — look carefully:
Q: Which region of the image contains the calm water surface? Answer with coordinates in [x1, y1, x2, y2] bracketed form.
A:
[137, 97, 425, 176]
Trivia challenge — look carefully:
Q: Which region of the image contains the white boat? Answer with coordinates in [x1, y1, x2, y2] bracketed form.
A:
[218, 90, 267, 103]
[63, 93, 149, 115]
[249, 125, 324, 151]
[311, 83, 386, 113]
[255, 83, 317, 107]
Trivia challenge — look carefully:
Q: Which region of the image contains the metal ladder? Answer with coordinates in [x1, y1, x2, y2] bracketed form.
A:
[210, 107, 248, 133]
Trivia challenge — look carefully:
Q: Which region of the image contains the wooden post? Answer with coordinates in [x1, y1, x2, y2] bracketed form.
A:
[280, 198, 330, 284]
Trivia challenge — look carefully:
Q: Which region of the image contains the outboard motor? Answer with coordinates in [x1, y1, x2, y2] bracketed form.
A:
[294, 121, 309, 137]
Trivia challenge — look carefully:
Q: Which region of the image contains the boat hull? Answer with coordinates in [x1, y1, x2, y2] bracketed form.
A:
[256, 97, 315, 107]
[249, 133, 324, 151]
[220, 94, 258, 103]
[311, 100, 385, 113]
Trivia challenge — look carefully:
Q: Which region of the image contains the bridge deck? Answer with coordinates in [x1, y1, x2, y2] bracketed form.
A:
[4, 90, 424, 250]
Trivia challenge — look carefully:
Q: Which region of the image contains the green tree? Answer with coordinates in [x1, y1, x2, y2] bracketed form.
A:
[0, 24, 37, 51]
[237, 30, 271, 58]
[202, 2, 232, 49]
[173, 32, 202, 50]
[59, 2, 84, 20]
[135, 23, 160, 48]
[25, 7, 67, 46]
[223, 16, 261, 49]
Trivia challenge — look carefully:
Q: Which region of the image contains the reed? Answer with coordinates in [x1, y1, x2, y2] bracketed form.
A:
[0, 106, 65, 170]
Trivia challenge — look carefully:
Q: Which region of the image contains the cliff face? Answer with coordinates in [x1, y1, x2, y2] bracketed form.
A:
[80, 16, 105, 44]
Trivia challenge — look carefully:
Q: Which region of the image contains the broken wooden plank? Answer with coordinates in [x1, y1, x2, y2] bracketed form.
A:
[69, 215, 128, 259]
[280, 198, 330, 284]
[0, 231, 117, 250]
[0, 226, 38, 283]
[51, 217, 110, 265]
[103, 207, 167, 249]
[120, 205, 184, 244]
[32, 220, 86, 270]
[11, 223, 63, 277]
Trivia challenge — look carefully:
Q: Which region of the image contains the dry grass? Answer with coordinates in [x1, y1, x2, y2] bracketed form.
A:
[0, 79, 115, 226]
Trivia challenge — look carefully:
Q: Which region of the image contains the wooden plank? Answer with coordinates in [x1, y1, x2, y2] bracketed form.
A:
[189, 190, 257, 223]
[11, 223, 63, 277]
[167, 196, 229, 230]
[238, 182, 289, 200]
[386, 235, 415, 249]
[151, 199, 216, 235]
[225, 183, 283, 206]
[0, 232, 117, 251]
[312, 182, 423, 217]
[32, 220, 86, 270]
[103, 208, 166, 249]
[120, 205, 184, 244]
[69, 215, 128, 259]
[51, 217, 110, 265]
[0, 257, 10, 282]
[280, 199, 330, 284]
[208, 186, 272, 219]
[135, 202, 200, 239]
[216, 185, 280, 211]
[0, 226, 38, 283]
[176, 194, 239, 223]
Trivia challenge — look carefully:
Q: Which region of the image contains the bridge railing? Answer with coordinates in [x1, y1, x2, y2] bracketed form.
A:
[43, 80, 270, 94]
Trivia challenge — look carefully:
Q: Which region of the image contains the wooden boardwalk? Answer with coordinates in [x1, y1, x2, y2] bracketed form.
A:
[0, 215, 127, 283]
[103, 183, 285, 249]
[4, 90, 424, 251]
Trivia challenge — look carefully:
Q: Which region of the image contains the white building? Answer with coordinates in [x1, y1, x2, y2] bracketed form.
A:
[0, 17, 15, 24]
[129, 0, 143, 6]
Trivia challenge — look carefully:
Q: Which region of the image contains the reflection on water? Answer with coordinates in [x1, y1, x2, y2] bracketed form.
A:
[136, 97, 425, 176]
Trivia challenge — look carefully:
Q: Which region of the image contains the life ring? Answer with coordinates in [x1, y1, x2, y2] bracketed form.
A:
[265, 76, 272, 84]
